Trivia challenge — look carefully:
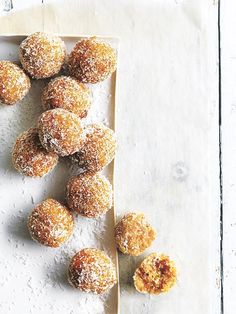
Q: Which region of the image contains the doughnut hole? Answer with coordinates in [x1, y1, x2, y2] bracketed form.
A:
[19, 32, 66, 79]
[68, 248, 117, 294]
[68, 37, 117, 83]
[0, 61, 30, 105]
[12, 127, 58, 177]
[38, 108, 83, 156]
[28, 198, 74, 248]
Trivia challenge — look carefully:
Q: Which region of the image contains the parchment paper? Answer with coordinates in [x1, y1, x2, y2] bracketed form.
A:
[0, 1, 220, 313]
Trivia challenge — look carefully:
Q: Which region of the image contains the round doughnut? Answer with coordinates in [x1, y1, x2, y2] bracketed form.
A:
[71, 123, 116, 173]
[68, 248, 117, 294]
[66, 173, 113, 218]
[0, 60, 30, 105]
[12, 127, 58, 177]
[115, 212, 156, 256]
[28, 198, 74, 248]
[68, 37, 117, 83]
[42, 76, 91, 118]
[19, 32, 66, 79]
[38, 108, 83, 156]
[133, 253, 177, 294]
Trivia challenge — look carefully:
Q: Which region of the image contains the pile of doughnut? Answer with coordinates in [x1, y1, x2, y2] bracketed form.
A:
[0, 32, 177, 296]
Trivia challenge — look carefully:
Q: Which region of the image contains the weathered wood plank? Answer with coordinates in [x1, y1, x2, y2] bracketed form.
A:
[0, 0, 43, 33]
[221, 0, 236, 312]
[2, 0, 13, 12]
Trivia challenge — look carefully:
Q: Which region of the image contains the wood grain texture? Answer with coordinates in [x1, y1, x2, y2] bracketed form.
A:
[221, 0, 236, 312]
[2, 0, 13, 12]
[0, 0, 43, 32]
[0, 1, 221, 313]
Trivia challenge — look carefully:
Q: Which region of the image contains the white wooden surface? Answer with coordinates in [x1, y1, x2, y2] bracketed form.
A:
[221, 1, 236, 313]
[0, 1, 222, 313]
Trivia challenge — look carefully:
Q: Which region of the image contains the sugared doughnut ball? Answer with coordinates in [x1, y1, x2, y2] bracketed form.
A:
[68, 37, 117, 83]
[12, 127, 58, 177]
[0, 61, 30, 105]
[66, 173, 113, 218]
[19, 32, 66, 79]
[71, 123, 116, 173]
[42, 76, 91, 118]
[28, 198, 74, 248]
[38, 108, 83, 156]
[68, 248, 117, 294]
[133, 253, 177, 294]
[115, 213, 156, 256]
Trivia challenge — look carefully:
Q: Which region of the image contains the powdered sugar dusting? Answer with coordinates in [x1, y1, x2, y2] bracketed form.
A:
[0, 36, 118, 314]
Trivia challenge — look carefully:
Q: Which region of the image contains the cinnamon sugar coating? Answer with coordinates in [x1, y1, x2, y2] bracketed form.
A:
[0, 61, 30, 105]
[12, 127, 58, 177]
[115, 212, 156, 256]
[68, 248, 117, 294]
[68, 37, 117, 83]
[66, 173, 113, 218]
[38, 108, 83, 156]
[19, 32, 66, 79]
[133, 253, 177, 294]
[71, 123, 116, 174]
[28, 198, 74, 248]
[42, 76, 91, 118]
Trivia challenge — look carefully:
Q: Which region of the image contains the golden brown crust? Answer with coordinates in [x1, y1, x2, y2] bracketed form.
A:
[38, 108, 83, 156]
[115, 212, 156, 256]
[133, 253, 177, 294]
[12, 127, 58, 177]
[71, 123, 116, 174]
[66, 173, 113, 218]
[28, 198, 74, 248]
[68, 248, 117, 294]
[42, 76, 91, 118]
[19, 32, 66, 79]
[0, 61, 30, 105]
[68, 37, 117, 83]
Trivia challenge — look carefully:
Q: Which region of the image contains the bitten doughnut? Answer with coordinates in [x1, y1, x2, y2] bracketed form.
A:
[71, 123, 116, 173]
[19, 32, 66, 79]
[115, 212, 156, 256]
[133, 253, 177, 294]
[42, 76, 91, 118]
[38, 108, 83, 156]
[0, 61, 30, 105]
[28, 198, 74, 248]
[68, 37, 117, 83]
[12, 127, 58, 177]
[68, 248, 117, 294]
[66, 173, 113, 218]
